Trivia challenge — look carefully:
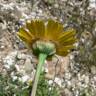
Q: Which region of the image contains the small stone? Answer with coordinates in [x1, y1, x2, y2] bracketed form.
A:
[31, 12, 36, 16]
[54, 77, 63, 87]
[64, 72, 71, 80]
[48, 80, 53, 85]
[18, 42, 25, 49]
[24, 58, 33, 73]
[45, 73, 55, 79]
[0, 45, 5, 49]
[12, 76, 18, 81]
[15, 64, 20, 71]
[63, 88, 73, 96]
[3, 51, 17, 66]
[85, 76, 89, 84]
[66, 80, 72, 89]
[93, 76, 96, 81]
[38, 9, 42, 14]
[21, 75, 30, 83]
[54, 4, 59, 8]
[91, 66, 96, 74]
[17, 52, 26, 60]
[4, 64, 10, 69]
[89, 0, 96, 8]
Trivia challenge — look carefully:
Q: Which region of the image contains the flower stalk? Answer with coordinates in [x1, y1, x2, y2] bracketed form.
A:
[31, 53, 47, 96]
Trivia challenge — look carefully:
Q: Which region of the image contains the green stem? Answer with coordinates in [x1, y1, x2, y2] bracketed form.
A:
[31, 53, 47, 96]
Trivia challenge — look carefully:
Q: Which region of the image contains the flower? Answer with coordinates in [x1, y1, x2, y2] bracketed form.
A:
[17, 19, 76, 57]
[17, 19, 77, 96]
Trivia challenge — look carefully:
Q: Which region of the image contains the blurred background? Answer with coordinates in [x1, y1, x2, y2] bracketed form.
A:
[0, 0, 96, 96]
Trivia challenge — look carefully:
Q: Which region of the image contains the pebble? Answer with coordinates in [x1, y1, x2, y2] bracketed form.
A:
[91, 66, 96, 74]
[15, 64, 20, 71]
[0, 45, 5, 49]
[63, 88, 73, 96]
[54, 77, 63, 87]
[24, 58, 33, 73]
[64, 72, 71, 80]
[54, 4, 59, 8]
[48, 80, 53, 85]
[17, 52, 26, 59]
[21, 75, 30, 83]
[3, 51, 17, 66]
[12, 76, 18, 81]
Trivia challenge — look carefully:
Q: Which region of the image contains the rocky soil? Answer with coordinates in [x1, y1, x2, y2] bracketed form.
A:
[0, 0, 96, 96]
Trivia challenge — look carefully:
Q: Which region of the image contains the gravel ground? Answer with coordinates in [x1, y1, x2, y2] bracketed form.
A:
[0, 0, 96, 96]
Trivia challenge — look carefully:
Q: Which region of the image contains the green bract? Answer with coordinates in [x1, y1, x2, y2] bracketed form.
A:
[32, 40, 56, 56]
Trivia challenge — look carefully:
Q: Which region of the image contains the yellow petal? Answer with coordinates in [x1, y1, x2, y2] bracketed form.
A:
[57, 23, 64, 33]
[57, 45, 74, 52]
[26, 21, 36, 36]
[56, 50, 69, 56]
[26, 20, 40, 38]
[17, 27, 34, 47]
[58, 28, 76, 45]
[18, 27, 33, 40]
[46, 19, 63, 40]
[61, 45, 75, 50]
[61, 37, 77, 46]
[34, 20, 45, 39]
[17, 35, 32, 48]
[56, 45, 74, 56]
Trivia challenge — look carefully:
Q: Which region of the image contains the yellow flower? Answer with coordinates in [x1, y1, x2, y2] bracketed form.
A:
[17, 19, 76, 57]
[17, 19, 77, 96]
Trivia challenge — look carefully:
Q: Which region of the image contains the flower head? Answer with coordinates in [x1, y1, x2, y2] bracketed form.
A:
[17, 19, 76, 57]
